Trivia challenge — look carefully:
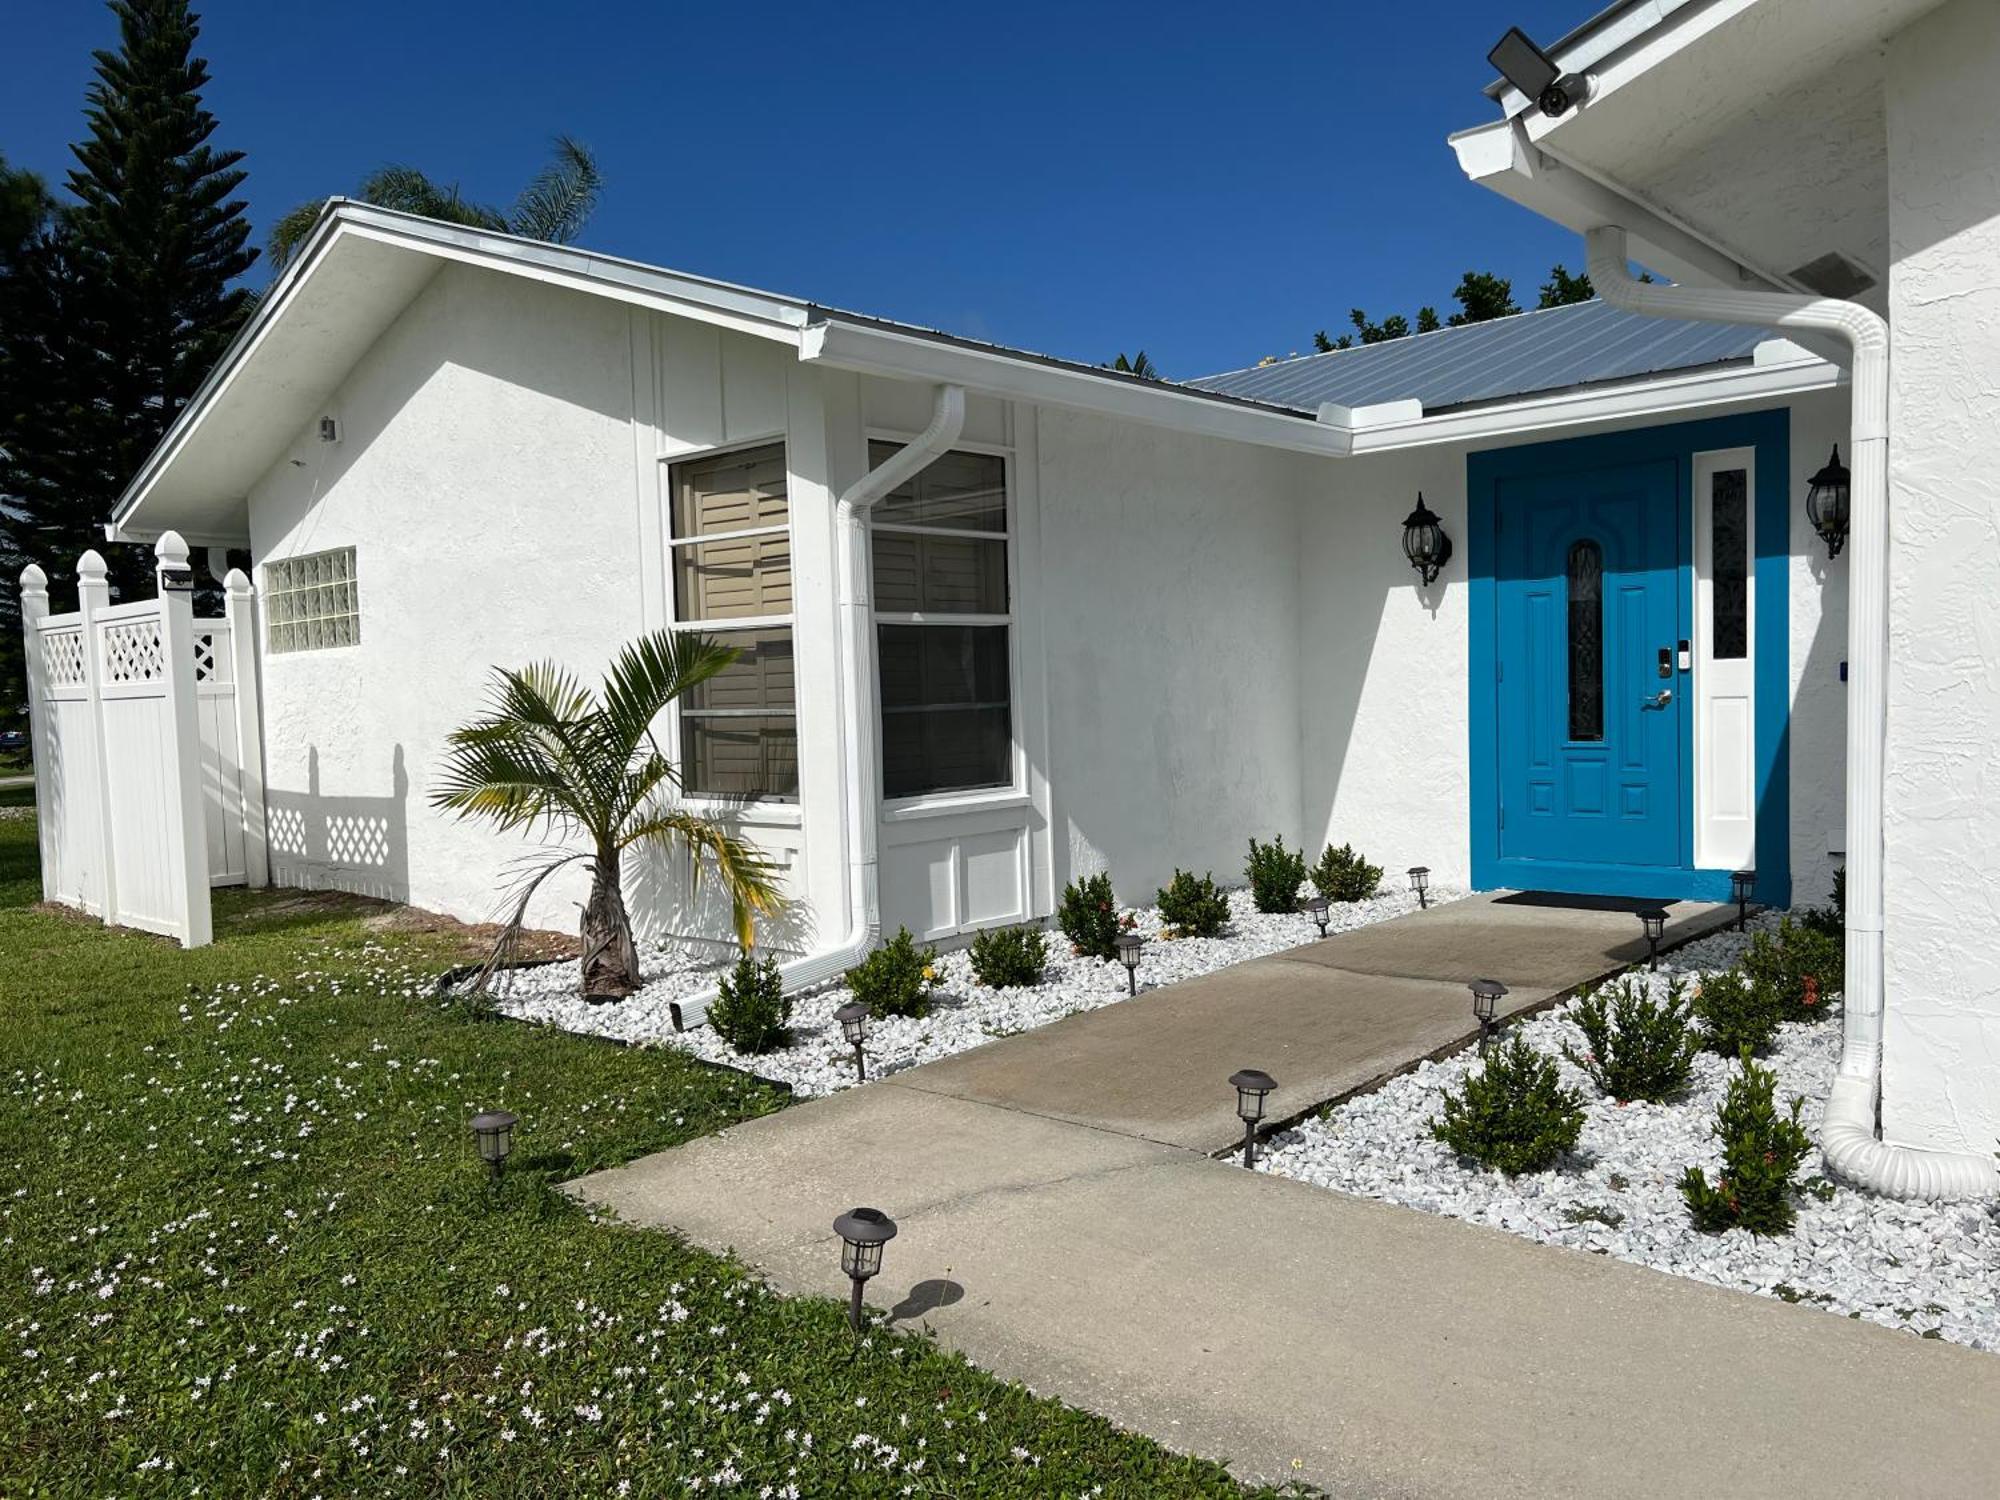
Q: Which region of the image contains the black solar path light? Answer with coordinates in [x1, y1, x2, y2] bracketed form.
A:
[470, 1109, 518, 1186]
[1115, 930, 1144, 995]
[833, 1207, 898, 1335]
[834, 1000, 871, 1083]
[1470, 978, 1506, 1053]
[1731, 870, 1756, 932]
[1408, 866, 1431, 909]
[1639, 908, 1668, 971]
[1302, 893, 1331, 938]
[1229, 1069, 1277, 1169]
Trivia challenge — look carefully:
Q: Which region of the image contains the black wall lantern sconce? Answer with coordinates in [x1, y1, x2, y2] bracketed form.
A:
[1408, 865, 1431, 910]
[1402, 494, 1453, 586]
[1806, 445, 1850, 559]
[470, 1109, 518, 1185]
[1229, 1069, 1278, 1168]
[833, 1206, 898, 1335]
[1470, 978, 1506, 1052]
[1731, 869, 1756, 932]
[834, 1000, 871, 1083]
[1638, 908, 1668, 970]
[1114, 930, 1145, 995]
[1302, 893, 1330, 938]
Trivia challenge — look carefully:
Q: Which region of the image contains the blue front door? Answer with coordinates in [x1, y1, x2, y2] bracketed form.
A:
[1494, 459, 1683, 878]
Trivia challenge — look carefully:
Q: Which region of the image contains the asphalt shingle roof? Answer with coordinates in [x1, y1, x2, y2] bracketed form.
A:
[1185, 299, 1768, 414]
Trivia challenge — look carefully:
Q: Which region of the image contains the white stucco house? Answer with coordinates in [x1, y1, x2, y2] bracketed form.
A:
[91, 0, 1997, 1194]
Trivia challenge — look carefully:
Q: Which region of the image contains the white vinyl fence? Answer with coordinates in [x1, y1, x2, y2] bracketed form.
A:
[18, 530, 267, 947]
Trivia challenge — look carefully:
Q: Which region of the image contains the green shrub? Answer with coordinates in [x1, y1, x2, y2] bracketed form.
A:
[846, 927, 939, 1019]
[1693, 969, 1781, 1056]
[1245, 835, 1309, 914]
[1742, 918, 1843, 1024]
[1801, 867, 1845, 940]
[707, 952, 792, 1054]
[1157, 868, 1230, 938]
[1679, 1052, 1814, 1236]
[1431, 1037, 1586, 1175]
[969, 924, 1049, 987]
[1562, 978, 1701, 1103]
[1310, 842, 1383, 903]
[1057, 872, 1121, 961]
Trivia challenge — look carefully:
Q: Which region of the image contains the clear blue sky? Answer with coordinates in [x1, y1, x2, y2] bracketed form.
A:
[4, 0, 1595, 379]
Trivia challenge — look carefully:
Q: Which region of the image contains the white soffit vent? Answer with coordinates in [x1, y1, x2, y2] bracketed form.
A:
[1787, 251, 1877, 301]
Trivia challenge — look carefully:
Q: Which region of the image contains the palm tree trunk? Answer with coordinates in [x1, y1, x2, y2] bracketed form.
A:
[579, 850, 641, 1001]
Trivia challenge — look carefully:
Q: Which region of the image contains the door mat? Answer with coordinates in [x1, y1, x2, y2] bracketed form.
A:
[1493, 890, 1678, 915]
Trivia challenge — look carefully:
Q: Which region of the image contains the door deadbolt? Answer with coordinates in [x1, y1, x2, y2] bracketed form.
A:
[1658, 647, 1673, 679]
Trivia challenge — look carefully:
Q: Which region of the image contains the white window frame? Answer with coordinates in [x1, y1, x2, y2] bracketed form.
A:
[661, 433, 800, 810]
[1692, 445, 1756, 871]
[866, 431, 1025, 814]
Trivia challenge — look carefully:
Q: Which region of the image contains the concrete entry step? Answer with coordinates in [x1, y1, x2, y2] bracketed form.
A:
[892, 894, 1734, 1154]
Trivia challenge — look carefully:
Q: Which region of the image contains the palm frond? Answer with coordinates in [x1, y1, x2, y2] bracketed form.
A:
[620, 807, 785, 950]
[267, 199, 333, 273]
[432, 661, 610, 835]
[507, 136, 602, 245]
[464, 849, 590, 996]
[358, 165, 507, 231]
[599, 630, 740, 766]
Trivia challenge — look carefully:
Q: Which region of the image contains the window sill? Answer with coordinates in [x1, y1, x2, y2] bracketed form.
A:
[880, 787, 1032, 823]
[678, 798, 804, 828]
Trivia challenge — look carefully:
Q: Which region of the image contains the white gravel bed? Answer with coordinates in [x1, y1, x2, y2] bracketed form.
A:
[1259, 915, 2000, 1352]
[483, 883, 1454, 1097]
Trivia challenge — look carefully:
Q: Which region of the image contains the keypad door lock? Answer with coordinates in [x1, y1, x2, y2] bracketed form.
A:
[1658, 646, 1673, 680]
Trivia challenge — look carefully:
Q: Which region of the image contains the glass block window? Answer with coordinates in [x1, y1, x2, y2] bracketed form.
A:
[1710, 468, 1749, 660]
[668, 443, 797, 800]
[1567, 539, 1604, 743]
[265, 547, 359, 654]
[870, 442, 1013, 800]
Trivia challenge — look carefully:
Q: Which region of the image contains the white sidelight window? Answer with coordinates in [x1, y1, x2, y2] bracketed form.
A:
[264, 546, 359, 653]
[869, 442, 1014, 801]
[1693, 446, 1756, 870]
[668, 442, 797, 800]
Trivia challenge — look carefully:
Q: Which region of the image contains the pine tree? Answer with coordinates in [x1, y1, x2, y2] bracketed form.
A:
[51, 0, 255, 601]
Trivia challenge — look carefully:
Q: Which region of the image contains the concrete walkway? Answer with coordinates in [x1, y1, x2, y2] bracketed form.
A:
[572, 897, 2000, 1497]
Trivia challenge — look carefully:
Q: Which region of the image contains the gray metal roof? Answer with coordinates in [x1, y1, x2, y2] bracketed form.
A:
[1185, 299, 1768, 415]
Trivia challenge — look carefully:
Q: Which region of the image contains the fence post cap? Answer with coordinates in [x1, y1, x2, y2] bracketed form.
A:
[77, 549, 108, 581]
[223, 567, 253, 594]
[19, 562, 47, 594]
[155, 530, 191, 567]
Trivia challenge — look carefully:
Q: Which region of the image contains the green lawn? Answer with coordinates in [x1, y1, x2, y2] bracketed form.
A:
[0, 809, 1279, 1497]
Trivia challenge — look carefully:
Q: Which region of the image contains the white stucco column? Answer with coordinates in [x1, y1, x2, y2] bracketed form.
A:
[1880, 0, 2000, 1153]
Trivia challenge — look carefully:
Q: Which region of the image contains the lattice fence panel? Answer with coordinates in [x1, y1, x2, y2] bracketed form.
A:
[43, 628, 86, 687]
[102, 620, 165, 684]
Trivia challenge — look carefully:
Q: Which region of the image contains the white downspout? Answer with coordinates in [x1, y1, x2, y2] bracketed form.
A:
[671, 383, 967, 1029]
[1586, 227, 1997, 1201]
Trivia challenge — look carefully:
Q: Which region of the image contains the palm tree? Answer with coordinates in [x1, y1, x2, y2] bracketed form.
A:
[1109, 350, 1160, 379]
[267, 135, 603, 272]
[433, 631, 784, 1000]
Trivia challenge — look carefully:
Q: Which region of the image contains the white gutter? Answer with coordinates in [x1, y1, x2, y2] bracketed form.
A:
[1587, 226, 1999, 1201]
[670, 384, 967, 1030]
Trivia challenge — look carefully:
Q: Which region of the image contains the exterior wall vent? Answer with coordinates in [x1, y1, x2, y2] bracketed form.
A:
[1787, 251, 1877, 300]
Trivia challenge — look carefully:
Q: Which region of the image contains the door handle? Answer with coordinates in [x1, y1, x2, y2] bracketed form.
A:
[1644, 689, 1674, 709]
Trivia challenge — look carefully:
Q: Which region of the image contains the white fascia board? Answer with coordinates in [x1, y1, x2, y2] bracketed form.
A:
[1343, 352, 1839, 453]
[108, 216, 354, 540]
[329, 214, 809, 345]
[799, 319, 1352, 458]
[1450, 116, 1791, 293]
[111, 203, 815, 539]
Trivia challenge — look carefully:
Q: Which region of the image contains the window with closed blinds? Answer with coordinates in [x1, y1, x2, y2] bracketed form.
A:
[869, 442, 1013, 800]
[668, 443, 797, 799]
